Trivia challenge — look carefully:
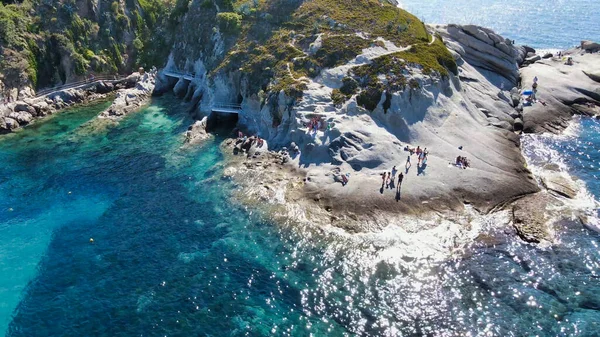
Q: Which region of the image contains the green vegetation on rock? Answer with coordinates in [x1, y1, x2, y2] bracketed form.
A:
[349, 34, 457, 111]
[206, 0, 455, 109]
[217, 12, 242, 32]
[314, 35, 369, 68]
[1, 0, 176, 91]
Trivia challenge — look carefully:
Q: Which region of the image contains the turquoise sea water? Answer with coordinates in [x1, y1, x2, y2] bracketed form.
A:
[1, 98, 599, 336]
[400, 0, 600, 49]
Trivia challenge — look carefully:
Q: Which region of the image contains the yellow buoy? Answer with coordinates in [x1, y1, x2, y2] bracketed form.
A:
[89, 238, 94, 243]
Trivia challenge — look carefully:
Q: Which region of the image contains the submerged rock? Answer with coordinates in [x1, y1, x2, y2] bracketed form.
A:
[511, 194, 552, 243]
[542, 173, 578, 199]
[184, 117, 211, 145]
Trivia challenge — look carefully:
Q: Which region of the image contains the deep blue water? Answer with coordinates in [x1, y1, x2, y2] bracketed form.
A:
[558, 118, 600, 200]
[400, 0, 600, 49]
[0, 98, 599, 336]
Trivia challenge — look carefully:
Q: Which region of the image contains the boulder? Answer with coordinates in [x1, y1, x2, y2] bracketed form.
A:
[542, 53, 553, 59]
[509, 110, 521, 119]
[511, 194, 551, 243]
[513, 118, 523, 131]
[17, 86, 35, 100]
[490, 120, 512, 130]
[13, 101, 36, 115]
[525, 54, 541, 64]
[9, 111, 33, 125]
[522, 45, 536, 54]
[0, 117, 20, 133]
[124, 72, 141, 86]
[184, 116, 211, 144]
[95, 81, 114, 94]
[542, 173, 578, 199]
[581, 40, 600, 53]
[53, 89, 85, 104]
[32, 101, 50, 116]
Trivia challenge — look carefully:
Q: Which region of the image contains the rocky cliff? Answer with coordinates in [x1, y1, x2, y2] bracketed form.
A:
[149, 0, 548, 215]
[0, 0, 176, 99]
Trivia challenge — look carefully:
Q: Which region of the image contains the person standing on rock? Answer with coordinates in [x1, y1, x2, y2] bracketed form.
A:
[397, 172, 404, 190]
[382, 172, 387, 188]
[405, 155, 411, 172]
[386, 172, 392, 188]
[391, 166, 397, 179]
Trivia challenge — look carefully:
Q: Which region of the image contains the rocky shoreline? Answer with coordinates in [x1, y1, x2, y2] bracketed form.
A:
[211, 29, 600, 244]
[1, 17, 598, 246]
[0, 71, 156, 133]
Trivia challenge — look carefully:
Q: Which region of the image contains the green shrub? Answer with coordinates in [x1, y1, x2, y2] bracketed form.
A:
[73, 52, 88, 75]
[84, 49, 95, 59]
[356, 85, 383, 111]
[201, 0, 213, 9]
[216, 12, 241, 32]
[116, 14, 129, 29]
[331, 89, 346, 106]
[339, 76, 358, 96]
[133, 37, 143, 50]
[313, 35, 369, 68]
[111, 1, 119, 15]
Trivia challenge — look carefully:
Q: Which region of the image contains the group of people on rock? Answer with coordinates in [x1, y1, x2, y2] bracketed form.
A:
[455, 156, 470, 169]
[381, 165, 404, 192]
[404, 145, 428, 169]
[378, 144, 429, 195]
[235, 130, 264, 153]
[305, 116, 330, 134]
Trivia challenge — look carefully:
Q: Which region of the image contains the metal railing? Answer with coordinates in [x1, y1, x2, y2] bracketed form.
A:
[163, 70, 200, 79]
[35, 75, 126, 98]
[212, 102, 242, 110]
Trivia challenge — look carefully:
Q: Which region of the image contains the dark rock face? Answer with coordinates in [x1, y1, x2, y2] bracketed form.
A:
[513, 118, 523, 131]
[13, 102, 36, 115]
[95, 81, 114, 94]
[581, 40, 600, 53]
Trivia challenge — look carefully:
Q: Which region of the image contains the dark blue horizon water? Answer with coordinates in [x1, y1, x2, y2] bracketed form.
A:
[399, 0, 600, 50]
[0, 98, 599, 336]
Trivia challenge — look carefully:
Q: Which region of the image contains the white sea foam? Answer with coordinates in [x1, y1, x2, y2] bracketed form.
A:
[521, 121, 600, 233]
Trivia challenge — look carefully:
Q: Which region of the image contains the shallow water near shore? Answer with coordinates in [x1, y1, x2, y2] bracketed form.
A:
[1, 99, 599, 336]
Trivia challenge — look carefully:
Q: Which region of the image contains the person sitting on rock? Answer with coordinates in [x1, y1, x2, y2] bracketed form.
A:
[566, 57, 573, 65]
[341, 174, 349, 186]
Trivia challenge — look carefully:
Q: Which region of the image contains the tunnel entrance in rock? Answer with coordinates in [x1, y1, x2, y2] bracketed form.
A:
[206, 111, 239, 134]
